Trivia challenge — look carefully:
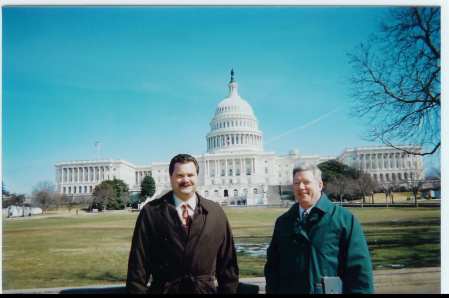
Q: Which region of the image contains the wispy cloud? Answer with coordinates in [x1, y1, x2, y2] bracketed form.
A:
[264, 108, 342, 145]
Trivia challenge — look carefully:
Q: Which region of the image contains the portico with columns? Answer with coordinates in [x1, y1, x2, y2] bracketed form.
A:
[337, 146, 424, 183]
[55, 159, 149, 196]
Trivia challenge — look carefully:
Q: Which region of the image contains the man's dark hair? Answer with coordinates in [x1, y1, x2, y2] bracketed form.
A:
[169, 154, 200, 176]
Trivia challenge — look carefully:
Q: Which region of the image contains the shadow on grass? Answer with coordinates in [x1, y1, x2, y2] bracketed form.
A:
[365, 219, 440, 269]
[57, 271, 127, 294]
[59, 285, 127, 294]
[363, 218, 440, 228]
[73, 270, 126, 283]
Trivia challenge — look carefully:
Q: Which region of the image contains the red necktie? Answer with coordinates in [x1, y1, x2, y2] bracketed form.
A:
[182, 203, 191, 229]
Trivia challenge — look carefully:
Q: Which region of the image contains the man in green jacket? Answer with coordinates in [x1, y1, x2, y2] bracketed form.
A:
[264, 162, 374, 294]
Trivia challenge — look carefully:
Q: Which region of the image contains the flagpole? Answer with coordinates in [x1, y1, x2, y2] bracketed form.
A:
[95, 142, 101, 160]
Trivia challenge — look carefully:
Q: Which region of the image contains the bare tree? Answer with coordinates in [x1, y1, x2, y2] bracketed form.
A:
[425, 173, 441, 191]
[351, 169, 377, 207]
[425, 166, 441, 185]
[325, 176, 350, 206]
[59, 194, 76, 213]
[32, 180, 56, 214]
[403, 168, 426, 207]
[120, 192, 132, 210]
[378, 180, 401, 206]
[347, 7, 440, 156]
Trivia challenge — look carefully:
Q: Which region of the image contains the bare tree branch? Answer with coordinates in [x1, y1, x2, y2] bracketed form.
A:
[347, 7, 441, 156]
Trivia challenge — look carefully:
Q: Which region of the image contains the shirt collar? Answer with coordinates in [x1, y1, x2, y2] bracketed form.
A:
[173, 193, 197, 210]
[299, 205, 315, 217]
[299, 197, 320, 218]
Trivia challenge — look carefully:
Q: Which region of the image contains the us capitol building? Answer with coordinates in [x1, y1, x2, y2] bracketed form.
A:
[54, 70, 424, 206]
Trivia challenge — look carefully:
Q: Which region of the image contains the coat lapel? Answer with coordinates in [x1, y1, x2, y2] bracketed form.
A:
[184, 195, 209, 253]
[158, 192, 189, 242]
[157, 192, 210, 251]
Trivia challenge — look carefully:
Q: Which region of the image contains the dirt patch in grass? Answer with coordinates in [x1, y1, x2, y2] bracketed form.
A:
[49, 248, 96, 254]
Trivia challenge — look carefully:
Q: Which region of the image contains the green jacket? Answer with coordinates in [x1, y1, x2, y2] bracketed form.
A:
[264, 194, 374, 294]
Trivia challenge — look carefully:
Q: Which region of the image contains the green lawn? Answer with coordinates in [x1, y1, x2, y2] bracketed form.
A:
[2, 206, 440, 290]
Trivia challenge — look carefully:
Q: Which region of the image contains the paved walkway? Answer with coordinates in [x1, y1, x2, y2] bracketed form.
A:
[371, 267, 440, 294]
[2, 267, 441, 294]
[240, 267, 441, 294]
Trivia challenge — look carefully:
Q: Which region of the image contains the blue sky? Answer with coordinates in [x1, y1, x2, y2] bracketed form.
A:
[1, 4, 443, 195]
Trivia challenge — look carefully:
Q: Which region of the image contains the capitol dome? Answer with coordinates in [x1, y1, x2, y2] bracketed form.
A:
[215, 96, 255, 117]
[206, 70, 264, 153]
[215, 90, 254, 117]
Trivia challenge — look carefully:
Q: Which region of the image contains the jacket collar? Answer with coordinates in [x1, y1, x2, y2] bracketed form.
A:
[313, 193, 334, 214]
[291, 193, 334, 237]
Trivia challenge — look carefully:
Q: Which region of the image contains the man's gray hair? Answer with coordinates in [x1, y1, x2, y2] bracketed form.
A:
[292, 162, 322, 182]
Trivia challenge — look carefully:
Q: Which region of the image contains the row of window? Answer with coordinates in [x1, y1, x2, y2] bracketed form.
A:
[358, 153, 416, 159]
[210, 168, 251, 176]
[207, 134, 262, 149]
[373, 172, 420, 182]
[212, 119, 256, 130]
[203, 188, 259, 198]
[361, 161, 419, 170]
[62, 185, 93, 195]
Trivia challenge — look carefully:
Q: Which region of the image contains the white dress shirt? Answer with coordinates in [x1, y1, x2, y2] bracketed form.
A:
[173, 194, 197, 224]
